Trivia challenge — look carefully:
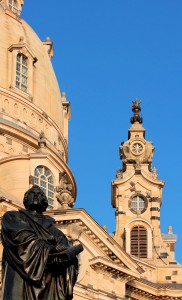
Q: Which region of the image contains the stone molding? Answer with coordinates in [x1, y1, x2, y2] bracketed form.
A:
[0, 88, 68, 160]
[127, 279, 182, 299]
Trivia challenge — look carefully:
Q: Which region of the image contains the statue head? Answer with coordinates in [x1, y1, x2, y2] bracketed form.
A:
[23, 185, 48, 213]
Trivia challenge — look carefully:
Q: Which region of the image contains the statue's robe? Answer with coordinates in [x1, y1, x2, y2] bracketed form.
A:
[1, 210, 79, 300]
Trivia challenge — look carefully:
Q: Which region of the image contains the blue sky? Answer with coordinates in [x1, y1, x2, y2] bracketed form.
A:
[22, 1, 182, 262]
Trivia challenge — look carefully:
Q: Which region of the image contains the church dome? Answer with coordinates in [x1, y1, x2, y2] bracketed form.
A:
[0, 4, 65, 134]
[0, 1, 76, 208]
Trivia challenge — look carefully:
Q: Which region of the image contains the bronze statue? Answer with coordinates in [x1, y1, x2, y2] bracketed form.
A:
[1, 185, 83, 300]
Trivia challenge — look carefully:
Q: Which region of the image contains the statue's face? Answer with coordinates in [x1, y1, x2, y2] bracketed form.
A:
[25, 186, 48, 213]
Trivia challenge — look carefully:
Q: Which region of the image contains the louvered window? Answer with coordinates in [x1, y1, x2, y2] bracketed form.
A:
[131, 226, 147, 258]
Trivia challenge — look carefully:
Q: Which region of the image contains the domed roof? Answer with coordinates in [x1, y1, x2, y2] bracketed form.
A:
[0, 2, 76, 209]
[0, 4, 64, 131]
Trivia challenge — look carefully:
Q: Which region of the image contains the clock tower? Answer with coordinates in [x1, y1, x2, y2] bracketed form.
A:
[112, 100, 177, 264]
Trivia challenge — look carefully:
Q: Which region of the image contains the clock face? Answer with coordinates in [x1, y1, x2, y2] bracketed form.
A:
[131, 142, 144, 155]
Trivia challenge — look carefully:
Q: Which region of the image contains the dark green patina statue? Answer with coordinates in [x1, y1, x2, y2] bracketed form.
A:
[1, 185, 83, 300]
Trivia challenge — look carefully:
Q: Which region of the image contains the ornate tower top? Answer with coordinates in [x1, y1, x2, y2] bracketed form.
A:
[0, 0, 24, 16]
[119, 100, 154, 172]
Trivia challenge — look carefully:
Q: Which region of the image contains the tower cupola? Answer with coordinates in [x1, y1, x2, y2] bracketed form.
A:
[119, 100, 154, 173]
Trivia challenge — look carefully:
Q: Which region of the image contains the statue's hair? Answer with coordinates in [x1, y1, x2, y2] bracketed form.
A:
[23, 185, 48, 211]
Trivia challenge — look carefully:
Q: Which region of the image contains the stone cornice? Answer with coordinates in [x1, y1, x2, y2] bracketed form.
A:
[132, 256, 157, 270]
[112, 170, 164, 187]
[127, 278, 182, 299]
[0, 196, 23, 210]
[89, 256, 140, 281]
[8, 43, 37, 63]
[47, 208, 144, 274]
[0, 87, 68, 160]
[75, 282, 120, 299]
[0, 119, 68, 166]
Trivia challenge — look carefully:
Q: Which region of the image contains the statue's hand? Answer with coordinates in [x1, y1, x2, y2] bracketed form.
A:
[72, 239, 81, 246]
[48, 243, 83, 266]
[72, 243, 84, 255]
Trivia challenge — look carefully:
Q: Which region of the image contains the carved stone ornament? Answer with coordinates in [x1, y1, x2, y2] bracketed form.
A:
[61, 92, 70, 117]
[54, 173, 74, 209]
[130, 99, 143, 124]
[134, 159, 141, 170]
[38, 131, 46, 149]
[129, 181, 136, 192]
[151, 167, 158, 179]
[131, 142, 144, 155]
[116, 168, 123, 179]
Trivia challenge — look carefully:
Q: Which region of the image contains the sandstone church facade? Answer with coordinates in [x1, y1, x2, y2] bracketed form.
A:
[0, 1, 182, 299]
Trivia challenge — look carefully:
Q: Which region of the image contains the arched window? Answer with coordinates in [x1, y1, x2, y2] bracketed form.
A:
[34, 166, 54, 209]
[131, 225, 147, 258]
[9, 0, 18, 14]
[16, 53, 28, 92]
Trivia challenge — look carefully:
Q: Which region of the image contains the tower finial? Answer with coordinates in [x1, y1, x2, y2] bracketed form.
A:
[130, 99, 143, 124]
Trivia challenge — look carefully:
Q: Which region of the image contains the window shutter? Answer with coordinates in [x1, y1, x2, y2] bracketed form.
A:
[131, 226, 147, 258]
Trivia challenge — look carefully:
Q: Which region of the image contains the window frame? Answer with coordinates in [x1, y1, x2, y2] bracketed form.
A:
[129, 194, 147, 214]
[16, 53, 28, 92]
[125, 220, 153, 259]
[33, 166, 55, 210]
[9, 0, 18, 14]
[8, 44, 37, 99]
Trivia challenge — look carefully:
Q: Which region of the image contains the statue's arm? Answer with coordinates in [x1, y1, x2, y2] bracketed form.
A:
[48, 243, 83, 266]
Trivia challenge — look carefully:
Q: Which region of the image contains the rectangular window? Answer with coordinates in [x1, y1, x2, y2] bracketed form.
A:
[131, 226, 147, 258]
[172, 271, 178, 275]
[9, 0, 18, 14]
[16, 53, 28, 92]
[170, 243, 175, 252]
[165, 276, 171, 280]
